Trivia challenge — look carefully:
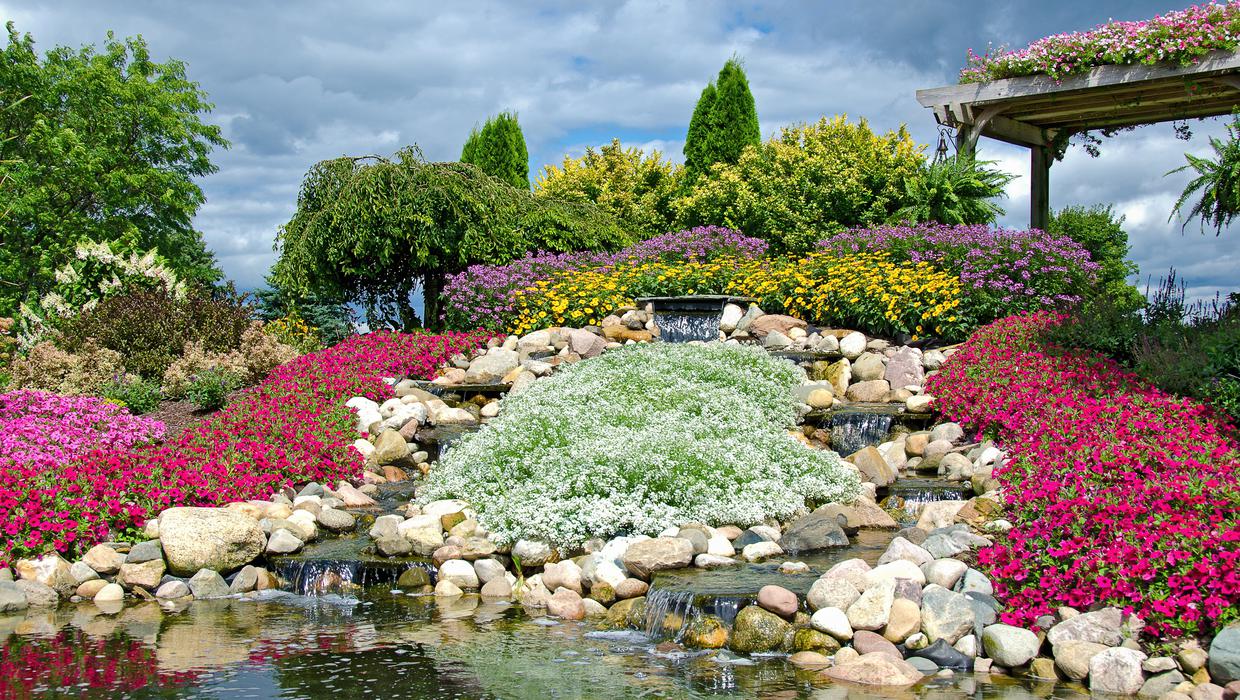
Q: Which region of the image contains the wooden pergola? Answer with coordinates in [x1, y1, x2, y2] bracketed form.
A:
[916, 49, 1240, 230]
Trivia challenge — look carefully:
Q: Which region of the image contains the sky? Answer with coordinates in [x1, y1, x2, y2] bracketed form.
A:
[5, 0, 1238, 302]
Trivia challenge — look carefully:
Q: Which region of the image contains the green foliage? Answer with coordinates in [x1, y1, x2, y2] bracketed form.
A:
[254, 275, 354, 347]
[893, 155, 1014, 225]
[419, 343, 860, 548]
[101, 376, 162, 415]
[0, 23, 227, 318]
[460, 111, 529, 189]
[185, 368, 241, 411]
[534, 139, 683, 237]
[683, 58, 760, 182]
[675, 116, 926, 252]
[55, 286, 253, 380]
[274, 147, 630, 330]
[1048, 204, 1142, 309]
[1168, 110, 1240, 235]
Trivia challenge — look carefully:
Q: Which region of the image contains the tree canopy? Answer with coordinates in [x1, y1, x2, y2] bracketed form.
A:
[0, 23, 227, 317]
[683, 57, 760, 182]
[274, 147, 630, 330]
[460, 111, 530, 189]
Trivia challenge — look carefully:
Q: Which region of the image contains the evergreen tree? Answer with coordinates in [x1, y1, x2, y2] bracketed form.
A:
[460, 111, 529, 189]
[683, 58, 760, 181]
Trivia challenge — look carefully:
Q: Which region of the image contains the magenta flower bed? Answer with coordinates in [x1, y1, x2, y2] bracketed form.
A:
[960, 2, 1240, 84]
[927, 314, 1240, 638]
[819, 223, 1098, 324]
[0, 331, 489, 565]
[442, 226, 767, 330]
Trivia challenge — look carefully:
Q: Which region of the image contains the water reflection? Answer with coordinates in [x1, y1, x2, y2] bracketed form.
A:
[0, 591, 1092, 699]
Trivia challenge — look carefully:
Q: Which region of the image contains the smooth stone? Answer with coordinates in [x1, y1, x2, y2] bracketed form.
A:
[1047, 607, 1125, 647]
[82, 544, 126, 575]
[883, 598, 922, 643]
[69, 561, 100, 584]
[909, 638, 974, 672]
[265, 529, 304, 555]
[614, 579, 649, 600]
[1054, 640, 1110, 681]
[756, 585, 798, 619]
[807, 576, 859, 612]
[158, 508, 264, 576]
[920, 584, 975, 644]
[1090, 647, 1148, 695]
[810, 606, 853, 641]
[982, 624, 1039, 667]
[908, 656, 940, 674]
[125, 540, 163, 564]
[76, 579, 108, 598]
[778, 511, 848, 553]
[1210, 624, 1240, 683]
[790, 651, 832, 668]
[187, 569, 230, 599]
[877, 537, 933, 567]
[473, 559, 507, 584]
[741, 541, 783, 562]
[847, 579, 896, 631]
[155, 580, 191, 600]
[823, 652, 923, 687]
[480, 577, 513, 599]
[16, 580, 59, 607]
[729, 605, 790, 653]
[1139, 670, 1187, 699]
[511, 539, 554, 568]
[438, 560, 480, 589]
[853, 629, 902, 659]
[546, 588, 586, 620]
[622, 538, 693, 578]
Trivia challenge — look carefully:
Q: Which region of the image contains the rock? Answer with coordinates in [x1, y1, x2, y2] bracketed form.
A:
[1191, 684, 1228, 700]
[821, 558, 872, 590]
[920, 584, 974, 644]
[923, 559, 968, 589]
[807, 577, 860, 612]
[749, 314, 807, 339]
[479, 577, 513, 599]
[680, 614, 729, 648]
[910, 638, 974, 671]
[719, 304, 745, 333]
[884, 598, 922, 643]
[542, 560, 585, 595]
[740, 541, 783, 562]
[778, 511, 848, 553]
[1139, 670, 1187, 698]
[15, 554, 74, 594]
[0, 580, 28, 612]
[908, 656, 940, 674]
[763, 330, 792, 349]
[82, 545, 126, 575]
[69, 560, 100, 584]
[376, 535, 413, 557]
[118, 559, 165, 590]
[815, 500, 898, 530]
[614, 578, 649, 600]
[729, 605, 790, 653]
[1090, 647, 1148, 695]
[158, 507, 264, 576]
[372, 429, 410, 466]
[546, 588, 586, 620]
[334, 481, 377, 507]
[810, 606, 853, 641]
[1210, 624, 1240, 683]
[823, 652, 923, 687]
[878, 536, 934, 567]
[438, 560, 479, 589]
[15, 580, 58, 607]
[846, 380, 891, 403]
[1180, 647, 1210, 674]
[884, 347, 925, 390]
[567, 329, 607, 358]
[906, 395, 935, 413]
[853, 352, 887, 381]
[155, 580, 190, 600]
[434, 580, 463, 597]
[1054, 640, 1110, 680]
[512, 539, 554, 568]
[863, 560, 926, 587]
[922, 534, 967, 559]
[706, 535, 735, 557]
[790, 651, 832, 668]
[317, 508, 356, 532]
[473, 559, 506, 585]
[1047, 607, 1125, 647]
[793, 628, 840, 654]
[266, 529, 304, 555]
[847, 579, 896, 631]
[607, 597, 646, 628]
[77, 579, 107, 598]
[1143, 657, 1178, 674]
[187, 569, 230, 599]
[756, 585, 798, 618]
[839, 332, 867, 359]
[847, 446, 897, 487]
[464, 349, 519, 383]
[982, 624, 1039, 667]
[622, 537, 693, 579]
[124, 540, 163, 565]
[930, 423, 965, 444]
[915, 501, 966, 531]
[854, 629, 902, 658]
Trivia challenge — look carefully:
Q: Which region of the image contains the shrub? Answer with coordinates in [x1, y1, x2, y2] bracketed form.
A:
[0, 330, 489, 564]
[1047, 204, 1142, 309]
[535, 138, 683, 237]
[185, 369, 241, 411]
[927, 313, 1240, 638]
[443, 227, 766, 331]
[959, 3, 1240, 83]
[101, 376, 162, 415]
[9, 339, 132, 396]
[55, 286, 253, 380]
[161, 322, 300, 397]
[674, 116, 925, 252]
[460, 111, 529, 189]
[819, 223, 1099, 324]
[263, 312, 324, 354]
[892, 155, 1014, 226]
[420, 343, 860, 548]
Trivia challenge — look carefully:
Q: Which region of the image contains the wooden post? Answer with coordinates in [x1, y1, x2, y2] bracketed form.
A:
[1030, 146, 1050, 231]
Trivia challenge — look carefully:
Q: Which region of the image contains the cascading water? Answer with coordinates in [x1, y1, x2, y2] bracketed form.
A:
[829, 411, 893, 455]
[638, 295, 752, 343]
[881, 479, 972, 525]
[643, 588, 750, 641]
[272, 558, 437, 596]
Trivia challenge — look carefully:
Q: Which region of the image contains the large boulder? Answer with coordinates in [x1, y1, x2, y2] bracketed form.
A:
[748, 314, 807, 339]
[846, 380, 891, 403]
[823, 652, 923, 687]
[158, 507, 265, 576]
[1210, 624, 1240, 683]
[884, 347, 925, 388]
[622, 537, 693, 579]
[567, 329, 607, 358]
[1090, 647, 1147, 695]
[815, 500, 898, 530]
[730, 605, 790, 653]
[1053, 640, 1110, 681]
[982, 624, 1040, 668]
[847, 447, 897, 487]
[464, 349, 519, 384]
[920, 584, 974, 644]
[778, 511, 848, 554]
[1046, 607, 1125, 647]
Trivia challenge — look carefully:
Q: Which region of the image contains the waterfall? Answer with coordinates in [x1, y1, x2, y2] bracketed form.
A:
[642, 586, 752, 642]
[652, 310, 723, 343]
[830, 412, 894, 455]
[272, 559, 436, 596]
[881, 479, 972, 524]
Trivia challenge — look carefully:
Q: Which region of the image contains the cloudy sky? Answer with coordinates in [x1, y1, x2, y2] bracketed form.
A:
[6, 1, 1237, 300]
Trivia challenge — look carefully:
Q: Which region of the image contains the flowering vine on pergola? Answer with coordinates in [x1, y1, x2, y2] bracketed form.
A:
[916, 4, 1240, 231]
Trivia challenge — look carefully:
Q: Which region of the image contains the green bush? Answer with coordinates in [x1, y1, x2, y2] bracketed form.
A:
[101, 376, 162, 415]
[185, 369, 241, 411]
[419, 343, 861, 548]
[55, 286, 253, 380]
[1047, 204, 1142, 310]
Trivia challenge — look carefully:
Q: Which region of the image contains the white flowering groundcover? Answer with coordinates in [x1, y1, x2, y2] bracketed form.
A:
[419, 343, 860, 548]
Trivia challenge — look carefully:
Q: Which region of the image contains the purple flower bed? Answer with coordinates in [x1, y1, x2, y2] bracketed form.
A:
[818, 223, 1098, 323]
[443, 226, 767, 330]
[0, 390, 165, 473]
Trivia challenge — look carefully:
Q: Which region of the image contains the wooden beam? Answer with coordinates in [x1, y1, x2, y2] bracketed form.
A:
[1217, 75, 1240, 91]
[1043, 99, 1240, 130]
[1031, 147, 1051, 232]
[917, 49, 1240, 109]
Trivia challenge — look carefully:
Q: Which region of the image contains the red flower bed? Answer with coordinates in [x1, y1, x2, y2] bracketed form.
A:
[926, 313, 1240, 638]
[0, 331, 489, 566]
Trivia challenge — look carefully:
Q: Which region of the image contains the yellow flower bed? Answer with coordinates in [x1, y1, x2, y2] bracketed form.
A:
[507, 252, 968, 339]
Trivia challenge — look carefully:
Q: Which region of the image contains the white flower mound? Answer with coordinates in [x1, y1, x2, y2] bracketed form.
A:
[420, 343, 860, 549]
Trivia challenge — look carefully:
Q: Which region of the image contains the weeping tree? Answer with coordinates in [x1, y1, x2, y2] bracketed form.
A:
[274, 146, 629, 330]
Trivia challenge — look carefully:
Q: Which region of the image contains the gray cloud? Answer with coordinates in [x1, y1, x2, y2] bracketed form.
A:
[4, 0, 1235, 300]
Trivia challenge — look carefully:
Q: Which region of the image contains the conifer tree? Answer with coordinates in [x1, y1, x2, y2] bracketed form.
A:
[460, 111, 529, 189]
[683, 57, 759, 181]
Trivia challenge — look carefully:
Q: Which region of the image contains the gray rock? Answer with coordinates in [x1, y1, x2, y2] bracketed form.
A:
[1210, 624, 1240, 683]
[187, 569, 231, 599]
[159, 508, 264, 576]
[464, 349, 519, 383]
[15, 580, 58, 607]
[958, 569, 993, 596]
[807, 576, 860, 612]
[982, 624, 1039, 667]
[0, 580, 28, 612]
[126, 539, 163, 564]
[376, 535, 413, 557]
[316, 508, 356, 532]
[1090, 647, 1147, 695]
[69, 561, 100, 584]
[778, 511, 848, 554]
[622, 537, 693, 579]
[877, 537, 933, 567]
[156, 580, 191, 599]
[908, 656, 939, 674]
[924, 559, 967, 589]
[922, 533, 967, 559]
[921, 584, 975, 644]
[884, 347, 924, 388]
[512, 539, 554, 567]
[846, 579, 896, 631]
[930, 422, 965, 444]
[229, 565, 260, 593]
[1138, 670, 1186, 699]
[1047, 607, 1125, 647]
[266, 529, 304, 555]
